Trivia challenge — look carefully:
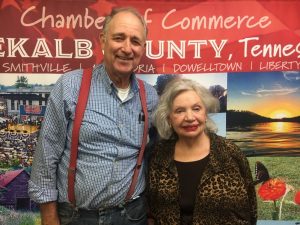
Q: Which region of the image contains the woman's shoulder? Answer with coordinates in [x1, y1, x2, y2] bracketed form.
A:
[210, 133, 246, 160]
[209, 133, 249, 170]
[150, 139, 176, 165]
[210, 133, 239, 151]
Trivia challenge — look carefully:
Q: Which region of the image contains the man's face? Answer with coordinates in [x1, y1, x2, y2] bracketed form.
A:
[100, 11, 146, 78]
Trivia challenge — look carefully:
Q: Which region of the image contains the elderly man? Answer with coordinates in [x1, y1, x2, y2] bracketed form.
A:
[29, 7, 158, 225]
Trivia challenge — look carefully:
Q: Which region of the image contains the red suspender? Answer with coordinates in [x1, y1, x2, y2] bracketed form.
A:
[125, 79, 149, 201]
[67, 69, 148, 206]
[68, 68, 93, 207]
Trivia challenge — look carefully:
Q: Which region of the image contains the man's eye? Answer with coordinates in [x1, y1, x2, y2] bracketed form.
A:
[114, 37, 123, 41]
[132, 39, 142, 46]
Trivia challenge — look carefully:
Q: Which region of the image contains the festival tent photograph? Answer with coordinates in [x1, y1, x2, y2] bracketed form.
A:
[0, 0, 300, 224]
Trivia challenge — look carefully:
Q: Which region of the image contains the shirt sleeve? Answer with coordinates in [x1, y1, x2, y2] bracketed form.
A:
[28, 74, 73, 203]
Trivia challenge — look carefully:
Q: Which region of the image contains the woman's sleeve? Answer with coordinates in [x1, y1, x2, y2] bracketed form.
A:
[233, 143, 258, 225]
[146, 146, 160, 222]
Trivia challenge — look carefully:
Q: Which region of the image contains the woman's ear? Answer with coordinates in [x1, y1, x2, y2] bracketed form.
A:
[167, 117, 172, 128]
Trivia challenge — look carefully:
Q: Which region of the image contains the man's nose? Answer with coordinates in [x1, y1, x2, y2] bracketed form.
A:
[122, 40, 132, 53]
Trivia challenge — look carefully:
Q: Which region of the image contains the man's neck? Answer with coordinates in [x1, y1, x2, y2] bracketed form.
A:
[110, 75, 131, 88]
[105, 67, 132, 88]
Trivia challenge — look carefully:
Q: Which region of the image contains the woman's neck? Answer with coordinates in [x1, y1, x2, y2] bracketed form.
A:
[174, 133, 210, 162]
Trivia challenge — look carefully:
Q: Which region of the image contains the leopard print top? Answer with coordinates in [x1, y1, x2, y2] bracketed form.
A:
[147, 133, 257, 225]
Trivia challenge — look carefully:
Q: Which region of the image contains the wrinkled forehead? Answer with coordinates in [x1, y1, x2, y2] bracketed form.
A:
[107, 12, 146, 40]
[172, 90, 203, 106]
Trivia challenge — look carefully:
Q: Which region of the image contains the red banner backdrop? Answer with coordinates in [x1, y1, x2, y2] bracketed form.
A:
[0, 0, 299, 74]
[1, 1, 300, 223]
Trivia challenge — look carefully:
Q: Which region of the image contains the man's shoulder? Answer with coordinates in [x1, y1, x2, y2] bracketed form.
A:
[143, 81, 156, 93]
[59, 66, 102, 88]
[138, 79, 158, 99]
[60, 64, 103, 80]
[60, 68, 84, 82]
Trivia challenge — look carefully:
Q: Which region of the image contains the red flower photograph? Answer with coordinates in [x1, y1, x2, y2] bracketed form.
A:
[258, 178, 286, 201]
[295, 191, 300, 205]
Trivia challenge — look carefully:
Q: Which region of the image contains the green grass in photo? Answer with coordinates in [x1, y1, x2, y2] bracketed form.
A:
[248, 157, 300, 220]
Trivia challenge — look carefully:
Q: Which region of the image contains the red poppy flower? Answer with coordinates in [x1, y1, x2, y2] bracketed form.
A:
[295, 190, 300, 205]
[258, 178, 286, 201]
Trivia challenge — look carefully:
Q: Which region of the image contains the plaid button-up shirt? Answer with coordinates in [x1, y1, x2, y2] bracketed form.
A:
[28, 64, 158, 209]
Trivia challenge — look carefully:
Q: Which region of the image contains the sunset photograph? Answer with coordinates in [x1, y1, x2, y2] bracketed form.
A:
[226, 71, 300, 220]
[227, 70, 300, 156]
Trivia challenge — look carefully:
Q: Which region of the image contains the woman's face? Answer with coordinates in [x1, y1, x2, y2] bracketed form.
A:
[169, 90, 207, 140]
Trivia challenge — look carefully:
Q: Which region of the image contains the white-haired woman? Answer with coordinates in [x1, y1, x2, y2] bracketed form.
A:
[147, 78, 257, 225]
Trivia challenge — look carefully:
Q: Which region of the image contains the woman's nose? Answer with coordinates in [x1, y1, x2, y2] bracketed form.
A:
[184, 111, 195, 121]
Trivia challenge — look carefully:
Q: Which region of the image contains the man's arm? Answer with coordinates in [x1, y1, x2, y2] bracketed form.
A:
[28, 74, 73, 204]
[40, 202, 60, 225]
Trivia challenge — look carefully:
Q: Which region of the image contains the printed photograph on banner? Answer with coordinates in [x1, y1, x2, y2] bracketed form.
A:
[247, 157, 300, 220]
[227, 70, 300, 220]
[137, 73, 227, 137]
[0, 73, 62, 215]
[227, 70, 300, 156]
[1, 0, 300, 223]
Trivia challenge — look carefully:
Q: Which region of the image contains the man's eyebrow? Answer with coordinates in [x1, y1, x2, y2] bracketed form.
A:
[112, 32, 142, 39]
[112, 32, 125, 37]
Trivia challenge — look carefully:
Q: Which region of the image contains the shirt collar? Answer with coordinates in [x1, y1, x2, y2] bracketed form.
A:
[97, 64, 139, 95]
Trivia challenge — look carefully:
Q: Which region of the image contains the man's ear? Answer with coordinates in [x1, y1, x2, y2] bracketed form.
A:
[100, 32, 105, 52]
[142, 41, 146, 53]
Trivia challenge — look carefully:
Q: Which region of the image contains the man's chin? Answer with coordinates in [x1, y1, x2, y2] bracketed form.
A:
[116, 65, 135, 75]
